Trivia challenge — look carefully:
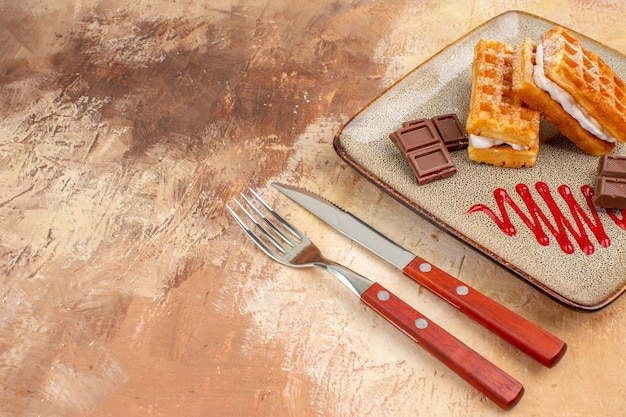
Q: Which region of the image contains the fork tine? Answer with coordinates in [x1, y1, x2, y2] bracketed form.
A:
[238, 193, 294, 247]
[226, 202, 286, 261]
[248, 188, 302, 242]
[231, 197, 288, 255]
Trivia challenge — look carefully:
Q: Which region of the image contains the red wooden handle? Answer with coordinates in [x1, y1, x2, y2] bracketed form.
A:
[361, 282, 524, 410]
[403, 256, 567, 368]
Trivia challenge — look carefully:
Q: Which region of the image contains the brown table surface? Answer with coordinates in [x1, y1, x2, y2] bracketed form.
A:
[2, 1, 626, 416]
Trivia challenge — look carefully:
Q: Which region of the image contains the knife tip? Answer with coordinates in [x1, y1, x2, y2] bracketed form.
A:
[271, 182, 289, 191]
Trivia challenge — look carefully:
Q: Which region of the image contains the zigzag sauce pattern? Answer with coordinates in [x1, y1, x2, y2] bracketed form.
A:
[466, 182, 626, 255]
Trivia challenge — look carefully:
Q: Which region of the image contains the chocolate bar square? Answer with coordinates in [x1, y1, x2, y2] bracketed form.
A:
[407, 146, 457, 185]
[432, 113, 469, 151]
[594, 154, 626, 209]
[390, 120, 441, 154]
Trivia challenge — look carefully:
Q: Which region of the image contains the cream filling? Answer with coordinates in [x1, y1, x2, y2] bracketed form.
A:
[533, 44, 616, 143]
[469, 134, 529, 150]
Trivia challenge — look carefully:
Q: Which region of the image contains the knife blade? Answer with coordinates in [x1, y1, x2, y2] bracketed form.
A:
[272, 182, 567, 368]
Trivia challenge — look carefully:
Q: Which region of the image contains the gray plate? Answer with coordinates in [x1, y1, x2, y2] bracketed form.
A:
[334, 11, 626, 311]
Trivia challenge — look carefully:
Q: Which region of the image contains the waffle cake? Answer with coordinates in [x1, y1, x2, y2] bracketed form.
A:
[512, 37, 615, 155]
[466, 39, 541, 168]
[515, 27, 626, 155]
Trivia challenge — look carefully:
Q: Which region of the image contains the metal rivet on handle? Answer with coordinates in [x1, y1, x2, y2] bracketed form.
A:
[415, 318, 428, 329]
[456, 285, 469, 296]
[419, 262, 431, 273]
[377, 290, 390, 301]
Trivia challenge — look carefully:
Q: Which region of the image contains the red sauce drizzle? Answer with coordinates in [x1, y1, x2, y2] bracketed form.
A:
[606, 208, 626, 230]
[466, 182, 626, 255]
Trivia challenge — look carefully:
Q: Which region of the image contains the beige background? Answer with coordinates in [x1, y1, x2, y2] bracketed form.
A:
[1, 1, 625, 416]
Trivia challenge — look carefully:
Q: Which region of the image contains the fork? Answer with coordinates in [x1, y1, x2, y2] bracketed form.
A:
[227, 188, 524, 410]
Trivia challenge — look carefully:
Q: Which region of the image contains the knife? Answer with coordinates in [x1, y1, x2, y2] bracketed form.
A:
[272, 183, 567, 368]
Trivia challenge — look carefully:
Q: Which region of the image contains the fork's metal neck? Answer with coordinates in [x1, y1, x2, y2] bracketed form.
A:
[314, 258, 374, 297]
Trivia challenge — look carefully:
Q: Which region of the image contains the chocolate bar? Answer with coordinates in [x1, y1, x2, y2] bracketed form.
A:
[594, 154, 626, 209]
[389, 119, 457, 185]
[403, 113, 468, 151]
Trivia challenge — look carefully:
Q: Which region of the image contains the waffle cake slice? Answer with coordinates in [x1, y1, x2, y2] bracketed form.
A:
[512, 37, 615, 155]
[542, 27, 626, 144]
[512, 27, 626, 155]
[466, 39, 540, 168]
